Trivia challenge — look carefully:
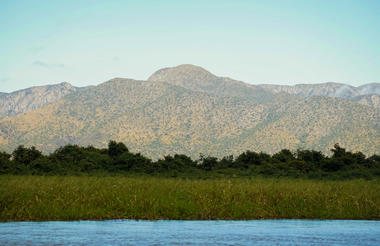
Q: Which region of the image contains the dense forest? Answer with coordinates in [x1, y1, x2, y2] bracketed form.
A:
[0, 141, 379, 179]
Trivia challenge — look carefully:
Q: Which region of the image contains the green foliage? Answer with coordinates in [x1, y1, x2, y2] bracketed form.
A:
[0, 151, 11, 174]
[156, 154, 196, 171]
[235, 151, 266, 168]
[296, 149, 325, 164]
[198, 154, 218, 171]
[48, 145, 112, 174]
[0, 141, 379, 179]
[107, 140, 128, 158]
[112, 152, 151, 172]
[331, 143, 346, 158]
[0, 176, 379, 221]
[30, 156, 57, 174]
[12, 145, 42, 166]
[273, 149, 295, 162]
[10, 145, 43, 173]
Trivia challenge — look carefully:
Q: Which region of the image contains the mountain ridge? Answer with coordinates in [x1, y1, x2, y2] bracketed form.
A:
[2, 66, 379, 119]
[0, 82, 91, 119]
[0, 65, 379, 159]
[258, 82, 380, 108]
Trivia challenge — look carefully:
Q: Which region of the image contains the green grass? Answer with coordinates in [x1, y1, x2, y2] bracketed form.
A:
[0, 175, 379, 221]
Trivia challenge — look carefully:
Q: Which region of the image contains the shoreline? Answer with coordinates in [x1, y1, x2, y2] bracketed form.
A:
[2, 218, 380, 222]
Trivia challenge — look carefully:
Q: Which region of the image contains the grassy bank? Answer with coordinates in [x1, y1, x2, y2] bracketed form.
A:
[0, 175, 379, 221]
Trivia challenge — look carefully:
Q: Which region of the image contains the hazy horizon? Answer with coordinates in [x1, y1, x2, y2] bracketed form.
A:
[1, 0, 380, 92]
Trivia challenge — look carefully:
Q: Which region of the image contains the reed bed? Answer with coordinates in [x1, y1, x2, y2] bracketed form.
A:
[0, 175, 379, 221]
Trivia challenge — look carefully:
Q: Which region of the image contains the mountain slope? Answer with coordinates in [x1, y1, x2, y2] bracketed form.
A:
[0, 82, 86, 119]
[148, 64, 277, 103]
[258, 82, 380, 108]
[0, 65, 379, 158]
[351, 94, 380, 108]
[0, 78, 284, 157]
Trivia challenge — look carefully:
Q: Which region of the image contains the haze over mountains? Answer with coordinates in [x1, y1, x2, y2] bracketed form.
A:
[0, 64, 379, 158]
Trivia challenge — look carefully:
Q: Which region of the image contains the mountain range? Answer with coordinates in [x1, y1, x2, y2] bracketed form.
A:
[259, 83, 380, 108]
[0, 64, 379, 158]
[0, 82, 89, 119]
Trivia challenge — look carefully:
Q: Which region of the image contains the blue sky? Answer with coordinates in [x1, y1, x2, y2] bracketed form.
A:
[1, 0, 379, 92]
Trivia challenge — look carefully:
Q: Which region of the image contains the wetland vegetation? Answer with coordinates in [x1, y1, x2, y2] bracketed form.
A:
[1, 176, 379, 221]
[0, 141, 379, 221]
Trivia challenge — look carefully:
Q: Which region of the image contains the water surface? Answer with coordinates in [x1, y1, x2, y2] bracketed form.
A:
[0, 220, 379, 245]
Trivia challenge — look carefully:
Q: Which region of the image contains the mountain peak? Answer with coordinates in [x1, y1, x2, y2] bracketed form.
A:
[58, 82, 73, 88]
[148, 64, 216, 82]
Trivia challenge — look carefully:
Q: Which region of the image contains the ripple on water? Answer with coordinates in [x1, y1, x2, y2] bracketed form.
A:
[0, 220, 379, 245]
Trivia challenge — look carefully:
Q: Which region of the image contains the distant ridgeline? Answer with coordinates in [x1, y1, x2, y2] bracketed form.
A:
[0, 65, 379, 159]
[0, 141, 379, 179]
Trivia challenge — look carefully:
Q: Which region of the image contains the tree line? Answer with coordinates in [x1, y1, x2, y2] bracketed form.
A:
[0, 141, 379, 179]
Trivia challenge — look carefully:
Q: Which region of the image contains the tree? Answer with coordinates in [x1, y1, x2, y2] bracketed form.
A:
[330, 143, 346, 158]
[108, 141, 128, 158]
[0, 151, 11, 174]
[112, 152, 151, 172]
[367, 154, 380, 168]
[219, 155, 234, 168]
[296, 149, 325, 163]
[272, 149, 295, 162]
[30, 156, 56, 174]
[157, 154, 196, 171]
[198, 154, 218, 171]
[288, 159, 309, 173]
[235, 151, 262, 168]
[296, 149, 325, 170]
[12, 145, 42, 166]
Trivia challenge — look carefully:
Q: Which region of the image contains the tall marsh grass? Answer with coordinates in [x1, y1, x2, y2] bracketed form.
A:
[0, 175, 379, 221]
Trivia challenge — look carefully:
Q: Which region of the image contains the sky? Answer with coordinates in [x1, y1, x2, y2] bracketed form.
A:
[0, 0, 379, 92]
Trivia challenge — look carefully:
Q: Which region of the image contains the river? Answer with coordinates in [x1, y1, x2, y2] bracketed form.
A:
[0, 220, 379, 245]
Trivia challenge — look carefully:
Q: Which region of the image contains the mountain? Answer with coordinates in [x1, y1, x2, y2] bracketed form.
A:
[0, 82, 87, 119]
[258, 82, 380, 108]
[0, 65, 379, 158]
[351, 94, 380, 108]
[148, 64, 276, 102]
